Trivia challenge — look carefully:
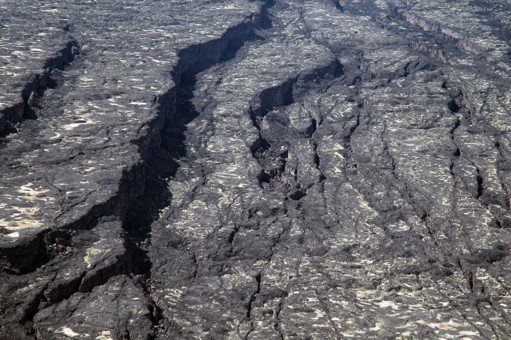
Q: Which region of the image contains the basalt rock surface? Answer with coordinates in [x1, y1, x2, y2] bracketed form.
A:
[1, 0, 511, 339]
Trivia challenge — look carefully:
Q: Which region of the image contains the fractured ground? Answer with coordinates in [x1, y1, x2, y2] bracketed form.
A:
[1, 0, 511, 339]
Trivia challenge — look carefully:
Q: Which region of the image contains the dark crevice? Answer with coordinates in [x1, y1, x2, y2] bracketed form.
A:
[307, 118, 317, 138]
[476, 173, 484, 199]
[344, 105, 361, 173]
[19, 276, 55, 327]
[289, 189, 307, 201]
[332, 0, 344, 12]
[0, 42, 83, 271]
[341, 54, 366, 174]
[432, 277, 489, 338]
[0, 39, 79, 140]
[249, 59, 343, 190]
[448, 117, 461, 184]
[4, 2, 278, 337]
[335, 48, 475, 268]
[468, 270, 476, 293]
[246, 273, 262, 319]
[226, 224, 242, 257]
[444, 81, 511, 214]
[458, 260, 506, 335]
[120, 2, 278, 337]
[312, 140, 326, 184]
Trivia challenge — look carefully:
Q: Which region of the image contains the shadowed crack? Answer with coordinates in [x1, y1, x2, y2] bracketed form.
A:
[250, 59, 343, 194]
[0, 39, 79, 140]
[245, 273, 262, 339]
[1, 2, 277, 337]
[121, 2, 277, 336]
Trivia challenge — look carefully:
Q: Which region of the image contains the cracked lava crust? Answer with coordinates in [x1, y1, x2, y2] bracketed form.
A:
[1, 0, 511, 339]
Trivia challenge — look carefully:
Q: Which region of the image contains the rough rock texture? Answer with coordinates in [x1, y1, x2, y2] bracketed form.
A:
[1, 0, 511, 339]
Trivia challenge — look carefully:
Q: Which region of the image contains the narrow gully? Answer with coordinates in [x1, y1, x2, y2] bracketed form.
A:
[121, 1, 277, 335]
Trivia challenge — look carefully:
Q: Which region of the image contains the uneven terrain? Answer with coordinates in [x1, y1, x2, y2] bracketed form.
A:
[1, 0, 511, 338]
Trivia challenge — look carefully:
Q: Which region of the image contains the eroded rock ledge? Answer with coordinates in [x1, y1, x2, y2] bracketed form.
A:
[1, 0, 511, 339]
